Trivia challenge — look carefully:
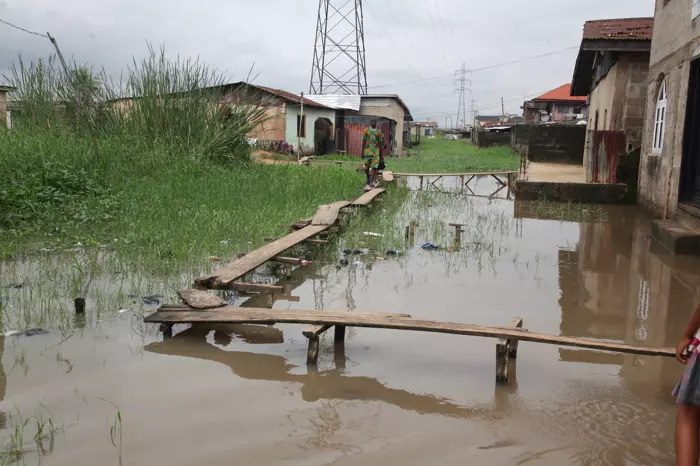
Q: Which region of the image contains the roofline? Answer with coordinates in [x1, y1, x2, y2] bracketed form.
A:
[0, 85, 17, 92]
[362, 94, 413, 120]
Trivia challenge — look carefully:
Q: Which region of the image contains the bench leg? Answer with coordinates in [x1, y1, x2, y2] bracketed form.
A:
[496, 341, 509, 384]
[335, 325, 346, 342]
[307, 337, 320, 364]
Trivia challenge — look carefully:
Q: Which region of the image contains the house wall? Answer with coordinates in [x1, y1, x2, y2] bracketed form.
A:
[248, 105, 286, 141]
[638, 0, 700, 219]
[284, 105, 336, 155]
[358, 97, 407, 155]
[583, 54, 649, 169]
[512, 124, 586, 164]
[0, 91, 8, 129]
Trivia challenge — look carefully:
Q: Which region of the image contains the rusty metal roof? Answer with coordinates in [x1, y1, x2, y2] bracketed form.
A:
[252, 85, 333, 109]
[583, 17, 653, 41]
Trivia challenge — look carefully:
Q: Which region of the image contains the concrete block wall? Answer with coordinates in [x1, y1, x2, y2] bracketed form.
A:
[638, 0, 700, 219]
[510, 124, 585, 164]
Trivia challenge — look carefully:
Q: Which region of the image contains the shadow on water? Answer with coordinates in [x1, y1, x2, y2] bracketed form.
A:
[145, 325, 485, 419]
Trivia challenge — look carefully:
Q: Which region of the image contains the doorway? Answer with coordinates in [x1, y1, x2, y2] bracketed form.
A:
[314, 118, 334, 155]
[681, 58, 700, 208]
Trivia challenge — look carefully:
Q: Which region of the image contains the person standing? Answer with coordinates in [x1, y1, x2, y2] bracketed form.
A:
[674, 303, 700, 465]
[362, 119, 384, 191]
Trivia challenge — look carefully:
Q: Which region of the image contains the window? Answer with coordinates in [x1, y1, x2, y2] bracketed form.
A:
[296, 114, 306, 138]
[573, 106, 582, 114]
[694, 0, 700, 19]
[559, 105, 570, 114]
[653, 79, 668, 153]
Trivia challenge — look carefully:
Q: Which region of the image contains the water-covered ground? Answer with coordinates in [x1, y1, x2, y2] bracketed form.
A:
[0, 176, 698, 465]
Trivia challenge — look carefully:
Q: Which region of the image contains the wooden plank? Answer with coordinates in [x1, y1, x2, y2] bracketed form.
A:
[305, 239, 329, 245]
[382, 171, 394, 182]
[291, 218, 312, 230]
[144, 307, 675, 357]
[229, 283, 285, 293]
[352, 188, 385, 206]
[312, 200, 352, 226]
[271, 256, 305, 265]
[303, 324, 333, 339]
[178, 289, 227, 309]
[195, 224, 327, 289]
[393, 171, 518, 177]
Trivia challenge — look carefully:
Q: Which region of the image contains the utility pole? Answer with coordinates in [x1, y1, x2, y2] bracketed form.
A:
[501, 97, 505, 122]
[454, 63, 471, 130]
[298, 92, 304, 161]
[309, 0, 368, 94]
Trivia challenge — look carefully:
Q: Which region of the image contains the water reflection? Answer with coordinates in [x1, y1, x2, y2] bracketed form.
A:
[145, 326, 484, 419]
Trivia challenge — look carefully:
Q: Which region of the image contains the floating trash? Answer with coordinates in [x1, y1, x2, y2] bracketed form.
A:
[421, 243, 439, 250]
[385, 250, 402, 256]
[362, 232, 384, 237]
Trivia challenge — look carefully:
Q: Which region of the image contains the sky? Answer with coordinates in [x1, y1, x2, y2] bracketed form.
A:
[0, 0, 654, 124]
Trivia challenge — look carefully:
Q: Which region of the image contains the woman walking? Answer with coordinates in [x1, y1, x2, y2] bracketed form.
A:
[674, 303, 700, 465]
[362, 119, 384, 191]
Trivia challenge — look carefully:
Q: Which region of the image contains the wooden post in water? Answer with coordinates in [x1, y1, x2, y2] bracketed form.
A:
[304, 324, 332, 364]
[496, 317, 524, 384]
[335, 325, 346, 343]
[74, 297, 85, 314]
[419, 176, 424, 190]
[409, 221, 415, 237]
[449, 223, 465, 245]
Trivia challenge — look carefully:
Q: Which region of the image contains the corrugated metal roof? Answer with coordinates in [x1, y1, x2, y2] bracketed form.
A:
[583, 17, 653, 41]
[305, 94, 361, 110]
[252, 85, 332, 109]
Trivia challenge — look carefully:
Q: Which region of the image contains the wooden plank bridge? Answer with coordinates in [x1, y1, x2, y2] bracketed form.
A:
[145, 184, 675, 385]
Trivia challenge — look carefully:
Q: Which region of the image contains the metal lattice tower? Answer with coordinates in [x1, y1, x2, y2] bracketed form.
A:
[454, 63, 471, 130]
[309, 0, 368, 95]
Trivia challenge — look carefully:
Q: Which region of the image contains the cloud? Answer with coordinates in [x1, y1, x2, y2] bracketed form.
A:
[0, 0, 654, 120]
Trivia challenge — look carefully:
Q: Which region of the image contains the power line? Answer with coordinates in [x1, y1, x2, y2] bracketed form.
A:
[0, 17, 47, 38]
[422, 0, 449, 67]
[413, 88, 555, 118]
[379, 0, 426, 78]
[365, 1, 424, 80]
[368, 45, 579, 90]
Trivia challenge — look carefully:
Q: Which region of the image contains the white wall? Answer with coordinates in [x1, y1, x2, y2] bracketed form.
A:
[285, 105, 336, 154]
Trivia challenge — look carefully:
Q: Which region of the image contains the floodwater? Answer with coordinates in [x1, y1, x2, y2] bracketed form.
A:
[1, 175, 699, 465]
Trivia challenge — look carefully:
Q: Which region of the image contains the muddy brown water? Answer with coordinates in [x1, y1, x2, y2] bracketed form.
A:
[1, 176, 699, 465]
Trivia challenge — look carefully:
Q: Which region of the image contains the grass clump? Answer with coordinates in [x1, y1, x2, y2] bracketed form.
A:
[325, 137, 519, 174]
[0, 47, 364, 261]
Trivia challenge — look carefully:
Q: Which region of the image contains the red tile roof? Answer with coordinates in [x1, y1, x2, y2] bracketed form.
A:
[583, 17, 653, 41]
[533, 84, 587, 103]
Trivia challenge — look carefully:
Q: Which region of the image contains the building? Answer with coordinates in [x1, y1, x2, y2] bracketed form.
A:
[571, 18, 653, 150]
[638, 0, 700, 230]
[413, 121, 438, 136]
[308, 93, 413, 156]
[571, 17, 653, 182]
[0, 85, 16, 129]
[522, 84, 588, 124]
[221, 83, 336, 155]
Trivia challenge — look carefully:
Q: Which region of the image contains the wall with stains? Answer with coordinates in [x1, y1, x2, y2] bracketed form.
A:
[638, 0, 700, 219]
[583, 54, 649, 170]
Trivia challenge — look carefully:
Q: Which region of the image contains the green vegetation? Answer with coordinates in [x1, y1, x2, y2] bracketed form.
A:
[0, 48, 364, 263]
[325, 137, 519, 174]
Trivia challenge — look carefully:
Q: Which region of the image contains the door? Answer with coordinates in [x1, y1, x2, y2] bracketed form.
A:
[681, 58, 700, 208]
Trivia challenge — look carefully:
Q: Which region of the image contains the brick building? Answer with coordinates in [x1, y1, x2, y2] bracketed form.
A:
[522, 84, 587, 124]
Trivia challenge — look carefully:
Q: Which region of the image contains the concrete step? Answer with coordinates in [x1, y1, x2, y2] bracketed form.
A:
[651, 220, 700, 256]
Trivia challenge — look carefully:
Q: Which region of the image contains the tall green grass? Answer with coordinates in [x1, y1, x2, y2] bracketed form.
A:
[0, 47, 364, 260]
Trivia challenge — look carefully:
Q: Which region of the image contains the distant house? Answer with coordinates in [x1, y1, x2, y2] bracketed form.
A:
[571, 17, 653, 156]
[522, 84, 588, 124]
[0, 85, 16, 129]
[414, 121, 438, 136]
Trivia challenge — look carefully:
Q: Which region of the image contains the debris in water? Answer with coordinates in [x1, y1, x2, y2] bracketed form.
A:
[300, 260, 310, 266]
[140, 295, 164, 305]
[421, 243, 439, 250]
[385, 250, 401, 256]
[220, 240, 230, 245]
[5, 328, 49, 337]
[119, 309, 130, 314]
[363, 232, 384, 237]
[339, 259, 349, 266]
[343, 249, 368, 255]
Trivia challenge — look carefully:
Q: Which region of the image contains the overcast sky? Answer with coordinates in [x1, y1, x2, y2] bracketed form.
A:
[1, 0, 654, 123]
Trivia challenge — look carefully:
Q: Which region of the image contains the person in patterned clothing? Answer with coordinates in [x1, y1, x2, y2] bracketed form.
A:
[362, 119, 384, 191]
[674, 303, 700, 465]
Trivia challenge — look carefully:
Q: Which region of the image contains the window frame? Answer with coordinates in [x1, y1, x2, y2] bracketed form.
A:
[652, 79, 668, 154]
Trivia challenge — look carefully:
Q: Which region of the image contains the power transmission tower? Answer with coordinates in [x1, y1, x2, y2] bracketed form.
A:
[309, 0, 368, 95]
[454, 63, 471, 129]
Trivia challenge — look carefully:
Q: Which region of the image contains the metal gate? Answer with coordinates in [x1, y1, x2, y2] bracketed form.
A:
[587, 130, 626, 183]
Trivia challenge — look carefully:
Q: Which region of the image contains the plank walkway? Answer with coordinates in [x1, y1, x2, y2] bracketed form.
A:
[194, 189, 384, 290]
[391, 170, 518, 177]
[145, 307, 675, 358]
[352, 188, 385, 206]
